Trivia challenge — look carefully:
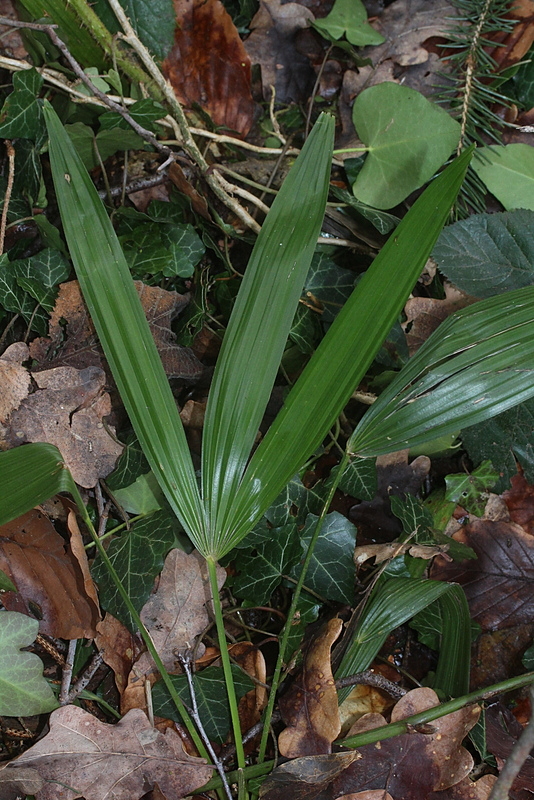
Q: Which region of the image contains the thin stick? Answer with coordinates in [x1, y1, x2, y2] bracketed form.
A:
[180, 652, 233, 800]
[66, 650, 104, 704]
[58, 639, 77, 704]
[0, 139, 15, 253]
[488, 683, 534, 800]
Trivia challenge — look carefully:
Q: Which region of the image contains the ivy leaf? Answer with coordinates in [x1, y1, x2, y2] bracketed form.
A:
[65, 122, 144, 170]
[152, 665, 254, 743]
[292, 512, 357, 604]
[313, 0, 385, 46]
[472, 145, 534, 211]
[433, 209, 534, 298]
[99, 99, 166, 132]
[104, 434, 150, 491]
[11, 248, 71, 311]
[330, 185, 399, 234]
[265, 476, 310, 527]
[352, 83, 461, 209]
[302, 253, 357, 323]
[0, 69, 44, 139]
[0, 611, 58, 716]
[462, 399, 534, 492]
[92, 510, 178, 632]
[233, 524, 301, 603]
[445, 460, 499, 516]
[91, 0, 176, 60]
[113, 472, 166, 515]
[328, 457, 377, 501]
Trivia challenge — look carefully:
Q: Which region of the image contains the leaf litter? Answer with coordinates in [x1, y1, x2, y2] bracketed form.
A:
[1, 0, 534, 796]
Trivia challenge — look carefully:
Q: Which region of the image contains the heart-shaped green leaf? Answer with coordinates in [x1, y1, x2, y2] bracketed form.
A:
[472, 144, 534, 211]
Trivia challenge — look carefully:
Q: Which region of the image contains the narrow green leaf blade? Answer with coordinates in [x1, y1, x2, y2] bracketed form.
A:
[336, 577, 451, 702]
[434, 587, 471, 697]
[202, 113, 335, 556]
[348, 285, 534, 457]
[0, 443, 73, 526]
[225, 148, 473, 550]
[43, 103, 205, 548]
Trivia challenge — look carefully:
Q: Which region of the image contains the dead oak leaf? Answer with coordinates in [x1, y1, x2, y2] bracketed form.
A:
[134, 549, 226, 678]
[403, 283, 477, 356]
[163, 0, 255, 136]
[5, 365, 123, 488]
[0, 509, 99, 639]
[29, 280, 202, 382]
[9, 705, 213, 800]
[279, 617, 343, 757]
[260, 752, 362, 800]
[0, 342, 31, 426]
[0, 764, 44, 800]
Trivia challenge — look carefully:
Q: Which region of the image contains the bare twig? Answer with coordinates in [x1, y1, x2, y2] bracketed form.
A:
[66, 651, 104, 704]
[0, 139, 15, 254]
[59, 639, 78, 705]
[335, 669, 406, 699]
[489, 684, 534, 800]
[179, 652, 233, 800]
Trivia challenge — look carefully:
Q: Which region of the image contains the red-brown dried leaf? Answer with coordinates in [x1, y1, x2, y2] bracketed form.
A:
[0, 509, 99, 638]
[502, 471, 534, 535]
[279, 617, 343, 757]
[485, 0, 534, 71]
[485, 702, 534, 792]
[259, 752, 362, 800]
[432, 775, 496, 799]
[163, 0, 255, 136]
[95, 613, 143, 698]
[430, 519, 534, 630]
[8, 705, 213, 800]
[0, 343, 31, 425]
[402, 284, 477, 355]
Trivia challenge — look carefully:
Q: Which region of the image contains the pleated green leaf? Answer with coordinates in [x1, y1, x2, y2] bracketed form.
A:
[348, 285, 534, 457]
[202, 113, 335, 555]
[336, 577, 452, 702]
[43, 102, 206, 548]
[434, 587, 471, 697]
[0, 443, 74, 526]
[222, 148, 473, 552]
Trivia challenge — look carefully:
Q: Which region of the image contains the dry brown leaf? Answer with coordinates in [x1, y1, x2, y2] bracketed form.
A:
[433, 774, 496, 799]
[403, 283, 477, 355]
[229, 642, 268, 744]
[0, 764, 44, 800]
[66, 510, 100, 612]
[338, 793, 394, 800]
[259, 751, 362, 800]
[10, 705, 213, 800]
[95, 613, 143, 698]
[29, 280, 202, 382]
[279, 617, 342, 757]
[338, 681, 396, 735]
[133, 549, 225, 678]
[4, 365, 123, 488]
[0, 342, 31, 426]
[167, 162, 211, 221]
[0, 509, 99, 638]
[354, 542, 449, 566]
[163, 0, 255, 135]
[245, 0, 315, 102]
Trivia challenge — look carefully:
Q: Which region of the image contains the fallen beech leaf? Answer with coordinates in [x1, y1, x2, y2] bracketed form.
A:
[66, 511, 100, 612]
[245, 0, 315, 103]
[229, 642, 268, 745]
[486, 0, 534, 70]
[279, 617, 342, 757]
[134, 549, 226, 677]
[338, 681, 396, 735]
[5, 365, 122, 488]
[260, 751, 362, 800]
[163, 0, 254, 135]
[502, 471, 534, 535]
[403, 283, 477, 355]
[10, 705, 213, 800]
[0, 510, 99, 639]
[0, 765, 44, 800]
[29, 280, 202, 382]
[431, 519, 534, 630]
[168, 162, 211, 221]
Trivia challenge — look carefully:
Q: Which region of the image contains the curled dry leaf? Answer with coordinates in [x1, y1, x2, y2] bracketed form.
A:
[279, 617, 343, 757]
[354, 542, 449, 566]
[163, 0, 255, 136]
[9, 705, 213, 800]
[0, 509, 99, 639]
[402, 282, 477, 356]
[259, 751, 362, 800]
[95, 613, 142, 698]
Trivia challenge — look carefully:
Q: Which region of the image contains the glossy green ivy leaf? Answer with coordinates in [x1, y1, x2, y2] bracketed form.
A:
[10, 248, 70, 312]
[302, 253, 357, 323]
[92, 510, 178, 632]
[351, 83, 461, 209]
[433, 209, 534, 298]
[291, 512, 357, 604]
[65, 122, 144, 171]
[112, 472, 165, 515]
[472, 145, 534, 211]
[99, 99, 166, 132]
[232, 524, 301, 604]
[462, 398, 534, 492]
[91, 0, 176, 60]
[105, 435, 150, 491]
[0, 69, 44, 140]
[445, 460, 499, 516]
[0, 611, 58, 716]
[328, 457, 377, 501]
[313, 0, 385, 46]
[152, 664, 254, 743]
